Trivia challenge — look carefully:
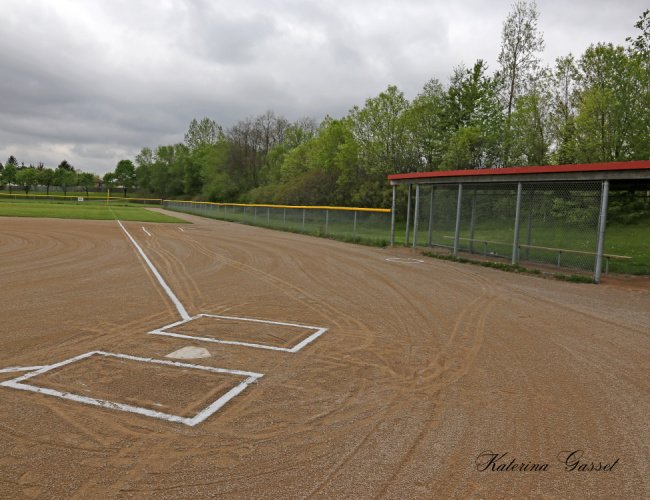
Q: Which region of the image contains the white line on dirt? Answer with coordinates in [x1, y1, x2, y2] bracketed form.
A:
[0, 351, 263, 426]
[142, 227, 152, 237]
[117, 220, 190, 320]
[178, 227, 185, 232]
[149, 314, 329, 353]
[0, 365, 47, 374]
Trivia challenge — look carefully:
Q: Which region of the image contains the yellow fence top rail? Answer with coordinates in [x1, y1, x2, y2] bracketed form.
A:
[167, 199, 391, 213]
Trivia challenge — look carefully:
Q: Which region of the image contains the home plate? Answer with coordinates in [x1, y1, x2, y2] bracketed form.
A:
[165, 346, 211, 359]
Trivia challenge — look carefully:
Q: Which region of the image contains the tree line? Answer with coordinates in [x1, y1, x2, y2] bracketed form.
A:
[4, 5, 649, 209]
[0, 157, 100, 197]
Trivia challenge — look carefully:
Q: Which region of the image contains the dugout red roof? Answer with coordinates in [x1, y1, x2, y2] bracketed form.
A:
[388, 160, 650, 185]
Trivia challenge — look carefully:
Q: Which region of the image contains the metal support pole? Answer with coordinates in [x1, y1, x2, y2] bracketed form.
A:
[453, 184, 463, 257]
[353, 210, 358, 239]
[267, 207, 270, 224]
[594, 180, 610, 284]
[427, 186, 435, 246]
[390, 185, 396, 246]
[325, 210, 329, 234]
[404, 184, 412, 247]
[283, 208, 286, 226]
[412, 184, 420, 248]
[512, 182, 523, 265]
[302, 208, 306, 231]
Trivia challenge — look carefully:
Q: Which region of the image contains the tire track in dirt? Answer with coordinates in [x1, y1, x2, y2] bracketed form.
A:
[306, 263, 498, 498]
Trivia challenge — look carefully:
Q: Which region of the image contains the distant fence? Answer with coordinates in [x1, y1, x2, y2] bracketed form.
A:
[0, 192, 162, 205]
[163, 200, 393, 245]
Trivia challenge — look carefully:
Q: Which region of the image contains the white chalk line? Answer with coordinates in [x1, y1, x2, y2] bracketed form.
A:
[0, 365, 47, 374]
[0, 221, 330, 425]
[385, 257, 424, 264]
[178, 227, 185, 232]
[117, 220, 190, 321]
[149, 314, 328, 353]
[0, 351, 262, 427]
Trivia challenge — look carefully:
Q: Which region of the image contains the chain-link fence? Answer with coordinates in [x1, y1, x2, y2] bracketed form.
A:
[404, 181, 626, 278]
[0, 192, 162, 206]
[163, 200, 392, 245]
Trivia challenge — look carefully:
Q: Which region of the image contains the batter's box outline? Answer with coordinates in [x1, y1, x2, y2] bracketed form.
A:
[149, 314, 328, 353]
[0, 351, 263, 427]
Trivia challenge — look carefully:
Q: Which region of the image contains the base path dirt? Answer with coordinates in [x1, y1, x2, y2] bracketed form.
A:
[0, 213, 648, 498]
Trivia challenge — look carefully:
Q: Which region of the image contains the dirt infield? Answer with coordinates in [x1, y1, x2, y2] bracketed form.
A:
[0, 212, 648, 498]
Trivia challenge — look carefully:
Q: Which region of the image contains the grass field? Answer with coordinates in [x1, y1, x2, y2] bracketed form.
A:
[0, 200, 186, 223]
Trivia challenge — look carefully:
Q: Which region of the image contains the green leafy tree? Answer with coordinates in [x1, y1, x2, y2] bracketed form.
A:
[497, 1, 544, 165]
[15, 167, 38, 195]
[184, 118, 224, 151]
[549, 55, 580, 164]
[441, 61, 504, 169]
[103, 172, 116, 195]
[626, 10, 650, 158]
[37, 168, 55, 195]
[135, 147, 154, 192]
[2, 163, 17, 193]
[349, 85, 417, 177]
[77, 172, 97, 196]
[114, 159, 136, 197]
[509, 70, 553, 165]
[402, 79, 448, 170]
[54, 168, 76, 196]
[574, 44, 638, 162]
[57, 160, 74, 172]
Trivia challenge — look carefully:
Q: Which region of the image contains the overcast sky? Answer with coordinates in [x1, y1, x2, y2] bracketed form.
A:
[1, 0, 646, 174]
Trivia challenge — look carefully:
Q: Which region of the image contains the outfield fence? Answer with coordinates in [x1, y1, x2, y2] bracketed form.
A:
[163, 200, 392, 245]
[0, 192, 162, 205]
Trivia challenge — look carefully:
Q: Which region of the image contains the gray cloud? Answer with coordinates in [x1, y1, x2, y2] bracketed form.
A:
[0, 0, 647, 173]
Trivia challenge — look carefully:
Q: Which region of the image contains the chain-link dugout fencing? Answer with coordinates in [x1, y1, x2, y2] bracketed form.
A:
[404, 181, 626, 277]
[163, 201, 392, 245]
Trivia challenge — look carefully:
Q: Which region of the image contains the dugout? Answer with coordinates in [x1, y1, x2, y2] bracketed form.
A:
[388, 160, 650, 283]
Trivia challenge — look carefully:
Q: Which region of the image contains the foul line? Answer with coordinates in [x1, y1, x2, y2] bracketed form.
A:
[142, 227, 152, 237]
[117, 220, 190, 320]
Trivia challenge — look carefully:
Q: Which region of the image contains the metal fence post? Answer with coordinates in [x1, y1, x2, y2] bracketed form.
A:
[353, 210, 358, 239]
[453, 184, 463, 257]
[512, 182, 523, 265]
[594, 180, 610, 283]
[412, 184, 420, 248]
[283, 208, 286, 226]
[302, 208, 306, 231]
[390, 185, 396, 246]
[404, 184, 412, 247]
[325, 209, 329, 234]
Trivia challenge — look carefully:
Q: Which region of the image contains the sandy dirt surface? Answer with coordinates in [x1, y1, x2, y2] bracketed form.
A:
[0, 213, 648, 498]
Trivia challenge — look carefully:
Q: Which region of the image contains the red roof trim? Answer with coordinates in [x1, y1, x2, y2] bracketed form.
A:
[387, 160, 650, 181]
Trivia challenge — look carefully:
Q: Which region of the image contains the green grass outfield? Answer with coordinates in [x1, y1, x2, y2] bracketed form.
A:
[0, 199, 186, 223]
